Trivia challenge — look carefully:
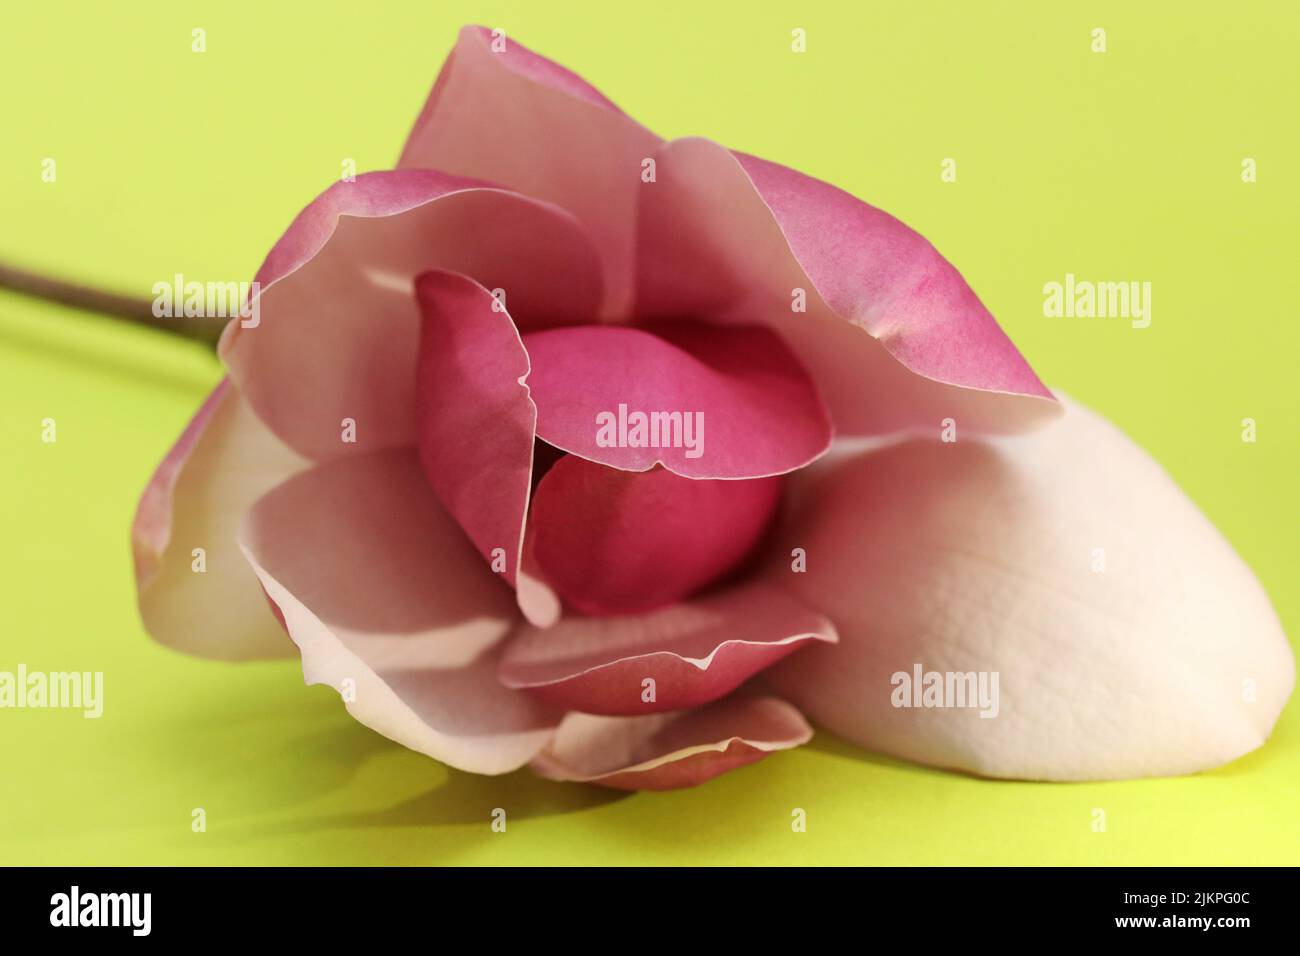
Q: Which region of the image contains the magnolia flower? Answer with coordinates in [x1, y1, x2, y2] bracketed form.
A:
[132, 26, 1292, 789]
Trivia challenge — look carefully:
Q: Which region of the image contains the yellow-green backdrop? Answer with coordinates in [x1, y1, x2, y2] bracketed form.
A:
[1, 0, 1296, 865]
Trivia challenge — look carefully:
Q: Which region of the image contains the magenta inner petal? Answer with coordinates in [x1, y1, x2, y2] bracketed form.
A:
[530, 454, 781, 616]
[414, 271, 535, 587]
[521, 322, 832, 479]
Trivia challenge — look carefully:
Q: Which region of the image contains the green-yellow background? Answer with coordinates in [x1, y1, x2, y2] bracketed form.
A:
[1, 1, 1296, 865]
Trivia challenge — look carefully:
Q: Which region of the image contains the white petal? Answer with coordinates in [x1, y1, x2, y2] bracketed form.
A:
[767, 395, 1294, 780]
[133, 380, 308, 660]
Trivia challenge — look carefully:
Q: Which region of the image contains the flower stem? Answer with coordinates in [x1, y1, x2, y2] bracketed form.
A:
[0, 261, 224, 348]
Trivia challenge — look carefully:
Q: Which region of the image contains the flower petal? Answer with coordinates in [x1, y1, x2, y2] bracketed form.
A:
[636, 138, 1058, 435]
[412, 271, 565, 630]
[531, 696, 813, 790]
[399, 25, 661, 318]
[132, 379, 307, 660]
[529, 454, 781, 615]
[765, 396, 1295, 780]
[500, 581, 835, 715]
[523, 323, 833, 478]
[519, 520, 563, 629]
[220, 170, 602, 462]
[238, 449, 561, 775]
[415, 270, 534, 593]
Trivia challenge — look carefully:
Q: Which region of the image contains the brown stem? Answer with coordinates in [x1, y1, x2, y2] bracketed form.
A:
[0, 262, 225, 348]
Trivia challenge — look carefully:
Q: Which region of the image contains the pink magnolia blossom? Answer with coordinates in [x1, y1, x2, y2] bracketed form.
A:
[132, 26, 1292, 789]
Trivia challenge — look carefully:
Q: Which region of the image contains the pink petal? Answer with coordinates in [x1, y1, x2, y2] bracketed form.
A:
[238, 449, 561, 775]
[220, 170, 602, 462]
[531, 696, 813, 790]
[518, 520, 563, 629]
[399, 25, 661, 319]
[636, 138, 1059, 435]
[765, 396, 1294, 780]
[132, 379, 308, 660]
[523, 323, 833, 478]
[529, 454, 781, 615]
[500, 582, 836, 715]
[414, 270, 535, 592]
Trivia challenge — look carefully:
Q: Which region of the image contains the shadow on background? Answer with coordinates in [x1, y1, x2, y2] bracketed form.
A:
[0, 290, 219, 398]
[143, 676, 625, 848]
